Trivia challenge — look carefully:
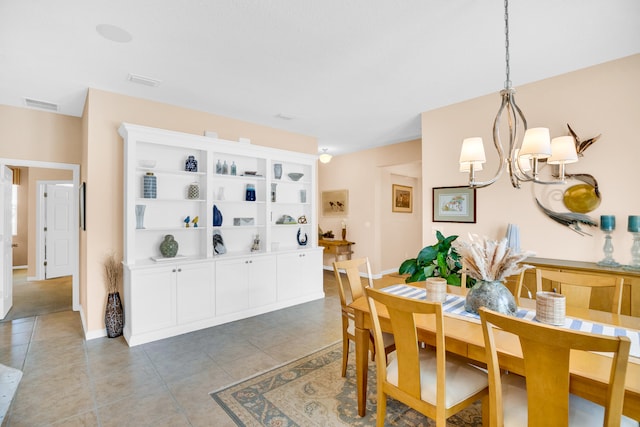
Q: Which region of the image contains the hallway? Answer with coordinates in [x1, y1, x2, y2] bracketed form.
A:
[1, 270, 72, 322]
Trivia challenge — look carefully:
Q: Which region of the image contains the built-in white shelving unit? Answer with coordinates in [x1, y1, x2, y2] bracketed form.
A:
[119, 123, 323, 346]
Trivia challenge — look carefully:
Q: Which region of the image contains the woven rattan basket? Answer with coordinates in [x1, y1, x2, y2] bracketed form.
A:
[426, 277, 447, 303]
[536, 291, 566, 325]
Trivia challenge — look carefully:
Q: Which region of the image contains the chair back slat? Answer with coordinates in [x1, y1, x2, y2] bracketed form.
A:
[366, 287, 445, 402]
[534, 268, 624, 314]
[480, 307, 631, 427]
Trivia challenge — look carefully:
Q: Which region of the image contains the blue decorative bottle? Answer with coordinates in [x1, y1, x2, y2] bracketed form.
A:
[245, 184, 256, 201]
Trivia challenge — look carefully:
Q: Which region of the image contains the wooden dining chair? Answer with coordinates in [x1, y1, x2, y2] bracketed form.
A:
[534, 268, 624, 314]
[365, 287, 489, 427]
[479, 307, 634, 427]
[333, 258, 394, 377]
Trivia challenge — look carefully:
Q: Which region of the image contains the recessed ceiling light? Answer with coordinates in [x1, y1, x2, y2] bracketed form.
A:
[96, 24, 132, 43]
[127, 73, 162, 87]
[24, 98, 58, 111]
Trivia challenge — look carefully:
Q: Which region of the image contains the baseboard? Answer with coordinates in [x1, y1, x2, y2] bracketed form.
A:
[12, 265, 27, 270]
[85, 328, 107, 341]
[77, 304, 106, 341]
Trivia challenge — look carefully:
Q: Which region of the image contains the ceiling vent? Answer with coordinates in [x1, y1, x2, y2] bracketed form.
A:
[275, 113, 294, 120]
[127, 73, 162, 87]
[24, 98, 58, 111]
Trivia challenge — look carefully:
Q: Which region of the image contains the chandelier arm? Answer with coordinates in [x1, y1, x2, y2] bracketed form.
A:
[468, 95, 508, 189]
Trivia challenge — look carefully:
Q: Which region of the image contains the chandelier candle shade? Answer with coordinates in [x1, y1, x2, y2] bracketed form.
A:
[459, 0, 579, 189]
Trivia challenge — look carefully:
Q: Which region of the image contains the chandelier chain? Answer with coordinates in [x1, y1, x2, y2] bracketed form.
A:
[504, 0, 511, 89]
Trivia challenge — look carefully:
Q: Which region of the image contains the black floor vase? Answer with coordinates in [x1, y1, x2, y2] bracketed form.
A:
[105, 292, 124, 338]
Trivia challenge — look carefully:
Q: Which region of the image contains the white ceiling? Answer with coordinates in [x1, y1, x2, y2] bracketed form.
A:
[1, 1, 638, 156]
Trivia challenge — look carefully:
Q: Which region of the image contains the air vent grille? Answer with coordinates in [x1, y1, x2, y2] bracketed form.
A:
[127, 73, 162, 87]
[24, 98, 58, 111]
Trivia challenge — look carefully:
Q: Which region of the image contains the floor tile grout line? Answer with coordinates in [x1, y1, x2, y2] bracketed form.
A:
[83, 334, 103, 427]
[141, 343, 195, 426]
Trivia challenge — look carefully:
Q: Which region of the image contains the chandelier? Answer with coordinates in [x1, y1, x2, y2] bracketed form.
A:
[458, 0, 578, 189]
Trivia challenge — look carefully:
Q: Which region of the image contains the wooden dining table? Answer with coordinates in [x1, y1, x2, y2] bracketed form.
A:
[350, 284, 640, 420]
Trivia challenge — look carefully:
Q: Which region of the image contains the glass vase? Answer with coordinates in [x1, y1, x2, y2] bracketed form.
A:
[464, 280, 517, 316]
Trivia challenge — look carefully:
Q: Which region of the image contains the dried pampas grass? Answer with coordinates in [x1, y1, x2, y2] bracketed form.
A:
[104, 252, 122, 294]
[453, 234, 534, 282]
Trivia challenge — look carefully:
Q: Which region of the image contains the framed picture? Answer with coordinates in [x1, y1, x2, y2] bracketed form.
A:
[392, 184, 413, 213]
[321, 189, 349, 216]
[79, 182, 86, 230]
[432, 186, 476, 223]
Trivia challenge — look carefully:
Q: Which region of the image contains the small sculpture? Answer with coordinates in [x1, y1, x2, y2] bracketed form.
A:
[297, 228, 308, 246]
[276, 215, 297, 224]
[184, 216, 191, 228]
[251, 234, 260, 252]
[298, 215, 307, 224]
[192, 216, 199, 228]
[213, 229, 226, 254]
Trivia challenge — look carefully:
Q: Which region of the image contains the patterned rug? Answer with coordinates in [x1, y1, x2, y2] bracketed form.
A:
[210, 342, 483, 426]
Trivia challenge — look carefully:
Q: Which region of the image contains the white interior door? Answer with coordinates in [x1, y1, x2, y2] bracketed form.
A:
[1, 166, 13, 318]
[45, 183, 74, 279]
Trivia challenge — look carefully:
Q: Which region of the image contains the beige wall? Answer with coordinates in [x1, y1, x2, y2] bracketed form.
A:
[422, 54, 640, 263]
[81, 89, 318, 334]
[318, 139, 422, 275]
[0, 105, 82, 164]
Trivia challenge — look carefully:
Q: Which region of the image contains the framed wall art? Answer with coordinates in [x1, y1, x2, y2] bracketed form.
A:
[321, 189, 349, 216]
[432, 186, 476, 223]
[392, 184, 413, 213]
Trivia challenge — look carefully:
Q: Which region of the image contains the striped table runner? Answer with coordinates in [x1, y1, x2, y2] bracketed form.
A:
[381, 284, 640, 358]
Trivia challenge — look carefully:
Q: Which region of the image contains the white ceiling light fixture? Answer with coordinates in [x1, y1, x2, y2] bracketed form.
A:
[319, 148, 332, 164]
[96, 24, 133, 43]
[127, 73, 162, 87]
[459, 0, 578, 189]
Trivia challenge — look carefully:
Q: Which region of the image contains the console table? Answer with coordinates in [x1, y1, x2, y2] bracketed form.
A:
[319, 239, 355, 262]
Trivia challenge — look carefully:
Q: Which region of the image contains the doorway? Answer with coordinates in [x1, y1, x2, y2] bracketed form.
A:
[0, 158, 79, 320]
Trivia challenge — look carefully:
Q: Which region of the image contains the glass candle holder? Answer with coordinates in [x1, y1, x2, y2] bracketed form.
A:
[625, 216, 640, 270]
[597, 215, 619, 267]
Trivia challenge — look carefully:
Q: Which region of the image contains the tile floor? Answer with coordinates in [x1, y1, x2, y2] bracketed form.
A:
[1, 269, 383, 426]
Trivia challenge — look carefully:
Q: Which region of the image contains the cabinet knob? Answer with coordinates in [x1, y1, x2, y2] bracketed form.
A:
[178, 268, 182, 272]
[172, 269, 176, 273]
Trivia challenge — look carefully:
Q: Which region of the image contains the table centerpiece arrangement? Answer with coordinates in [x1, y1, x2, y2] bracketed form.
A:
[453, 234, 534, 315]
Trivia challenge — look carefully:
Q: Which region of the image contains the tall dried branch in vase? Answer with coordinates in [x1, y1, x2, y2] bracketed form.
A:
[104, 253, 122, 294]
[453, 235, 534, 282]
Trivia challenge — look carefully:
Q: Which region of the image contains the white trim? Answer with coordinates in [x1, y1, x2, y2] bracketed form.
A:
[0, 158, 80, 313]
[12, 265, 27, 270]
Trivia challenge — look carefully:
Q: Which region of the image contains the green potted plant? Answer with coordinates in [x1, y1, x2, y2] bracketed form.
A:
[398, 231, 472, 287]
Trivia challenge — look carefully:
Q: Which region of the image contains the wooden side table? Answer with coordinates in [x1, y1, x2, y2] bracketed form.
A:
[319, 239, 355, 262]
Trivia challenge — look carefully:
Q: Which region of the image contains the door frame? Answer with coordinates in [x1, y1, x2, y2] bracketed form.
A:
[0, 158, 79, 312]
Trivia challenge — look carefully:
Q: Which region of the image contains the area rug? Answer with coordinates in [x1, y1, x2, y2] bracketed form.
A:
[210, 342, 482, 426]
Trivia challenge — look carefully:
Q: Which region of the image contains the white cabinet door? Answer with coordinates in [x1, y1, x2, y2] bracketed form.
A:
[130, 266, 176, 334]
[215, 258, 250, 316]
[277, 250, 322, 302]
[248, 256, 277, 308]
[177, 262, 214, 325]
